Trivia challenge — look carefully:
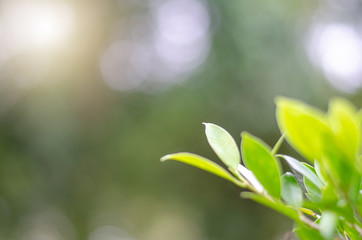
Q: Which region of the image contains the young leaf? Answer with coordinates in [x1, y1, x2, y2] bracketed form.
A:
[281, 172, 303, 208]
[241, 132, 281, 198]
[278, 155, 323, 189]
[319, 211, 338, 240]
[204, 123, 240, 170]
[275, 97, 328, 162]
[161, 152, 244, 186]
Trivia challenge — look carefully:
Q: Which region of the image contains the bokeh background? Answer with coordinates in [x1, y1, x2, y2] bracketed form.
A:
[0, 0, 362, 239]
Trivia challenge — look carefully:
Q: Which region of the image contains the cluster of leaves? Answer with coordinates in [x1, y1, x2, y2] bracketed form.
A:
[161, 97, 362, 240]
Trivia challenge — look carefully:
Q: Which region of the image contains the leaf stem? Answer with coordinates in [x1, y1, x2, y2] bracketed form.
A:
[271, 133, 285, 155]
[232, 168, 259, 192]
[299, 213, 319, 230]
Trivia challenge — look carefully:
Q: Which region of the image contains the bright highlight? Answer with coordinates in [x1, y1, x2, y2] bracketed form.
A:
[307, 23, 362, 92]
[2, 1, 75, 50]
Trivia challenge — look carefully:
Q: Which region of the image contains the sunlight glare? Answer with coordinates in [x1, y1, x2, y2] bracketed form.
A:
[2, 1, 75, 50]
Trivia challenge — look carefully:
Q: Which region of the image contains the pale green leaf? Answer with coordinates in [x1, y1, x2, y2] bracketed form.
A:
[204, 123, 240, 170]
[304, 176, 322, 203]
[300, 162, 323, 203]
[281, 172, 303, 208]
[319, 211, 338, 240]
[278, 155, 323, 189]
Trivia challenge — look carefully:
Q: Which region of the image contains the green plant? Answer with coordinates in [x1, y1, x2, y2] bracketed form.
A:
[161, 97, 362, 240]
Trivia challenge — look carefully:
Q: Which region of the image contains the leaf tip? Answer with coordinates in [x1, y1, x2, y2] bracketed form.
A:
[274, 96, 289, 105]
[240, 131, 250, 138]
[160, 154, 172, 162]
[202, 122, 215, 129]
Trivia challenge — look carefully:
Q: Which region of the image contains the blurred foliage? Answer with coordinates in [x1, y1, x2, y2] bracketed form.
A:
[0, 0, 361, 239]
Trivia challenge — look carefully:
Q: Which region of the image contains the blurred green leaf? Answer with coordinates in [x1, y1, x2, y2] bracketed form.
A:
[328, 98, 359, 161]
[319, 196, 355, 224]
[301, 162, 323, 203]
[359, 155, 362, 175]
[161, 152, 244, 186]
[314, 161, 327, 186]
[241, 192, 299, 221]
[204, 123, 240, 170]
[341, 221, 361, 240]
[320, 182, 338, 208]
[304, 176, 322, 203]
[348, 174, 361, 204]
[241, 132, 281, 198]
[281, 172, 303, 208]
[278, 155, 323, 189]
[320, 131, 360, 196]
[319, 211, 338, 240]
[301, 162, 316, 173]
[275, 97, 328, 162]
[294, 224, 325, 240]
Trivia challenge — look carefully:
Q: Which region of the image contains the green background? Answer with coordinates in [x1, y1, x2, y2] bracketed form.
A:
[0, 0, 361, 239]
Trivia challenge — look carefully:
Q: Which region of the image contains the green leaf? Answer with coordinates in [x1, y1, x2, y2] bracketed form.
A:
[241, 192, 299, 221]
[204, 123, 240, 170]
[320, 132, 357, 192]
[281, 172, 303, 208]
[341, 221, 361, 240]
[319, 211, 338, 240]
[314, 161, 327, 186]
[161, 152, 244, 186]
[359, 155, 362, 175]
[328, 98, 359, 160]
[301, 162, 323, 203]
[318, 185, 355, 223]
[357, 188, 362, 218]
[294, 224, 325, 240]
[275, 97, 329, 162]
[241, 132, 281, 198]
[320, 182, 338, 207]
[278, 155, 323, 189]
[304, 176, 322, 203]
[238, 164, 264, 193]
[348, 173, 361, 204]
